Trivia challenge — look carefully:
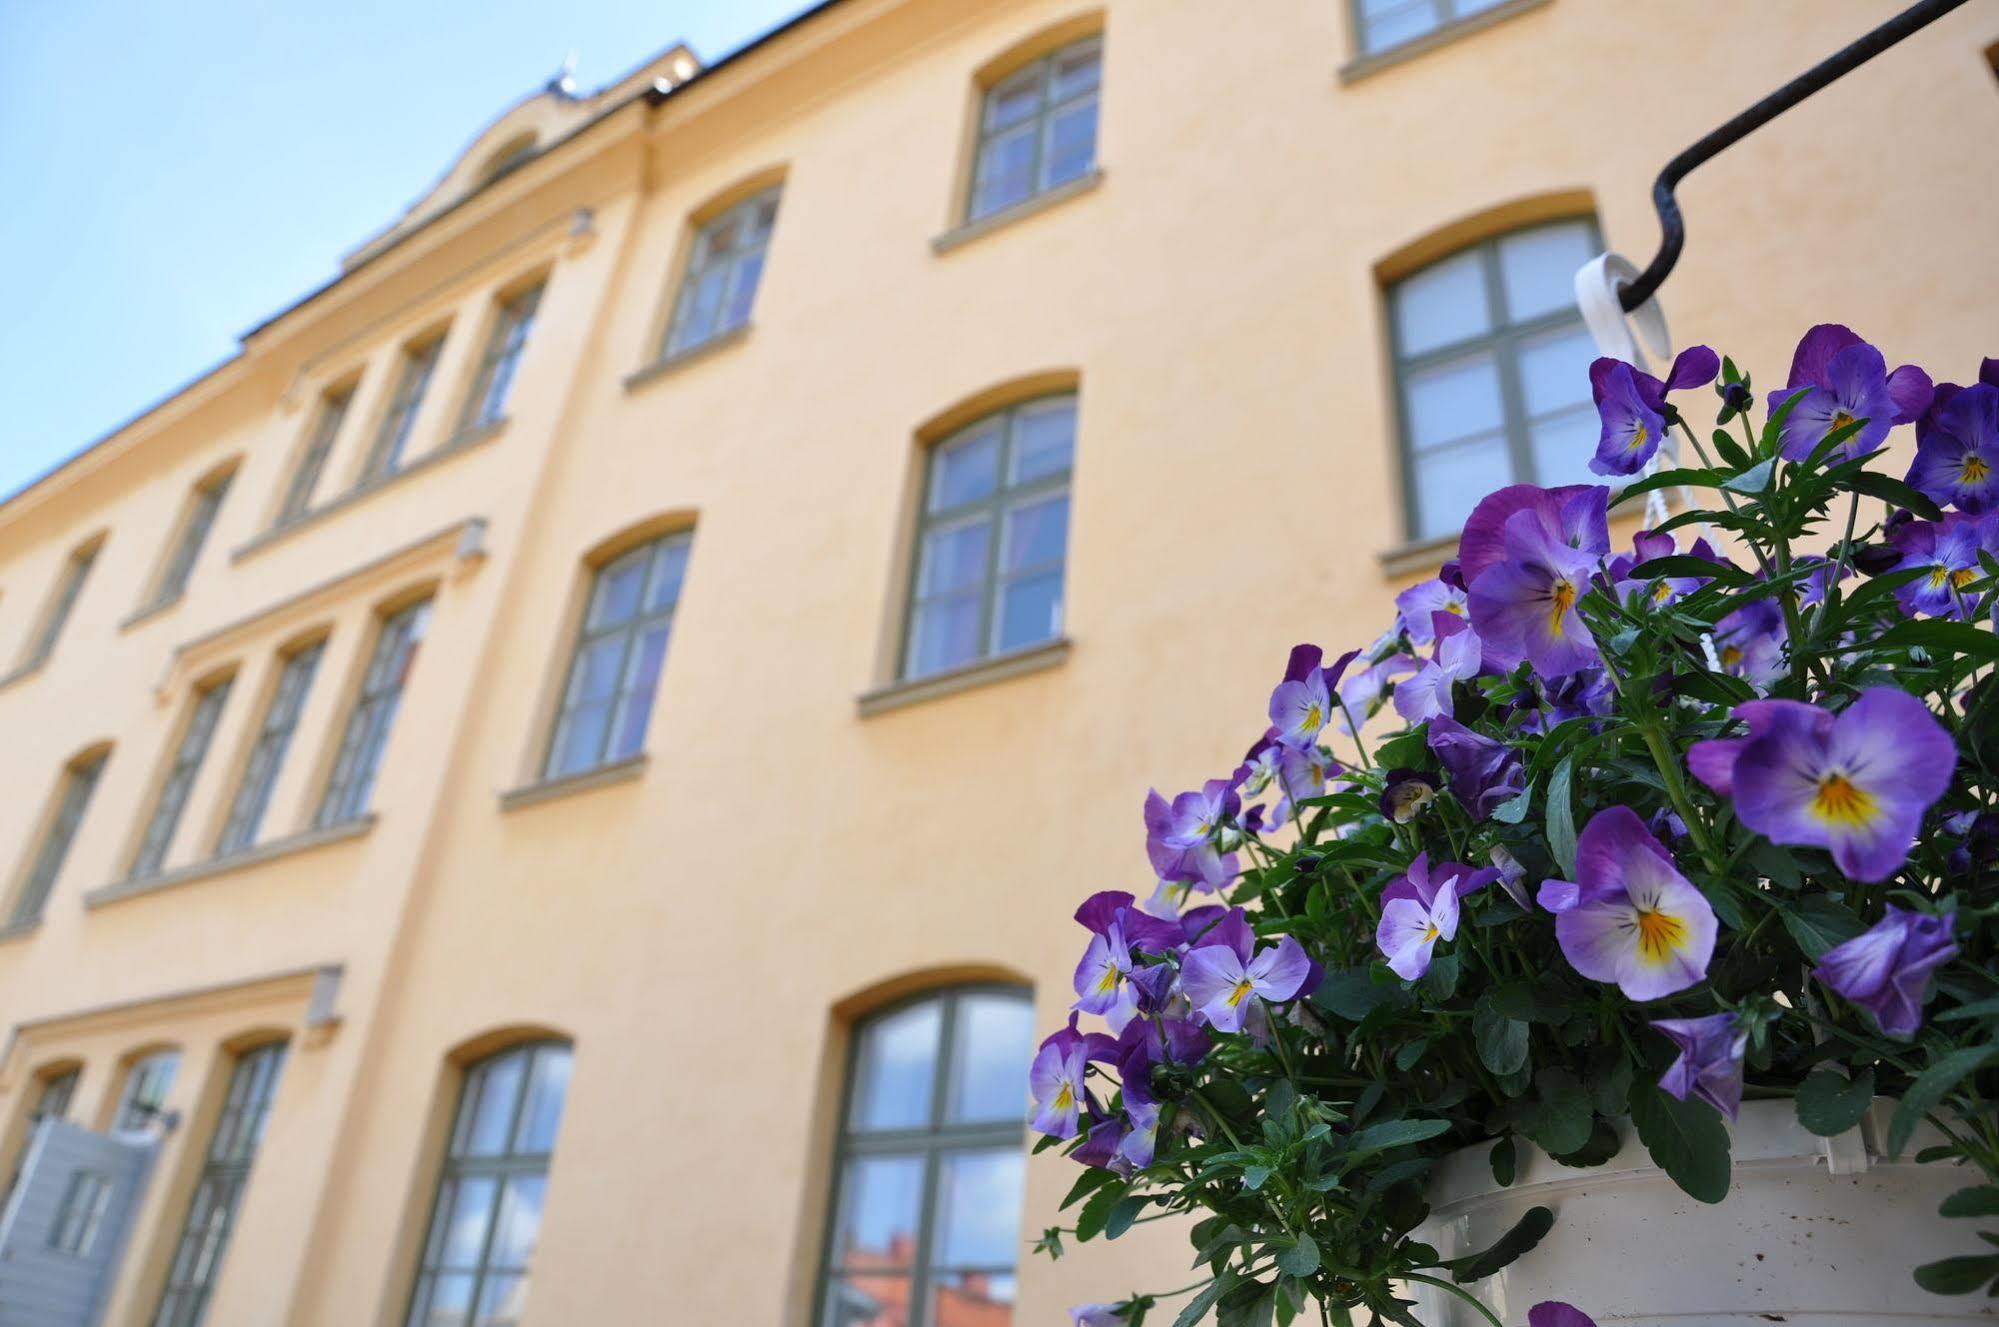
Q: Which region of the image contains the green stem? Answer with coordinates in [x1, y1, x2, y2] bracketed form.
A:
[1336, 699, 1374, 770]
[1402, 1274, 1505, 1327]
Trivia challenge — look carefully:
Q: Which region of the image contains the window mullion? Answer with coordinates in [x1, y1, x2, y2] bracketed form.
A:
[979, 426, 1011, 656]
[1477, 244, 1537, 487]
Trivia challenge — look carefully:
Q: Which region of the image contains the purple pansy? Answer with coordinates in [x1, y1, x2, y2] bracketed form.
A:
[1652, 1012, 1747, 1121]
[1528, 1307, 1598, 1327]
[1144, 779, 1242, 888]
[1427, 716, 1526, 821]
[1179, 908, 1315, 1033]
[1375, 853, 1494, 980]
[1396, 577, 1470, 646]
[1712, 598, 1787, 689]
[1235, 732, 1283, 797]
[1029, 1016, 1117, 1139]
[1890, 513, 1999, 619]
[1542, 807, 1717, 1001]
[1379, 768, 1438, 824]
[1467, 488, 1613, 676]
[1395, 613, 1482, 724]
[1769, 324, 1932, 464]
[1488, 844, 1532, 910]
[1072, 891, 1186, 1034]
[1587, 345, 1720, 476]
[1070, 1306, 1130, 1327]
[1611, 530, 1723, 607]
[1690, 689, 1954, 882]
[1337, 652, 1420, 732]
[1814, 905, 1959, 1037]
[1908, 382, 1999, 514]
[1271, 742, 1340, 827]
[1268, 644, 1357, 750]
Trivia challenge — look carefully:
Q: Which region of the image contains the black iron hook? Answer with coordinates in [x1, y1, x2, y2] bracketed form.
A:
[1619, 0, 1972, 313]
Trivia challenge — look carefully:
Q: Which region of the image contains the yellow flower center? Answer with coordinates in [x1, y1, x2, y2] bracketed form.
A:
[1828, 410, 1856, 437]
[1422, 923, 1440, 942]
[1447, 602, 1466, 616]
[1812, 772, 1877, 827]
[1719, 644, 1743, 668]
[1053, 1082, 1074, 1110]
[1634, 908, 1686, 962]
[1301, 702, 1324, 733]
[1964, 455, 1991, 484]
[1953, 566, 1979, 589]
[1096, 967, 1120, 995]
[1226, 979, 1256, 1008]
[1548, 579, 1577, 635]
[1627, 421, 1650, 452]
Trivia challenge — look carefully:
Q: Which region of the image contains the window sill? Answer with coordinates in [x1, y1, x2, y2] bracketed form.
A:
[1338, 0, 1553, 84]
[119, 593, 185, 634]
[857, 638, 1071, 717]
[231, 421, 507, 563]
[931, 170, 1105, 256]
[0, 918, 41, 946]
[82, 816, 376, 909]
[624, 325, 753, 393]
[498, 754, 649, 812]
[0, 660, 46, 694]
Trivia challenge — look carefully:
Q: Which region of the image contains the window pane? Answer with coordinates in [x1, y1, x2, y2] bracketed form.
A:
[1496, 222, 1594, 324]
[589, 554, 648, 629]
[1050, 41, 1101, 101]
[830, 1155, 924, 1266]
[971, 123, 1037, 219]
[487, 1176, 545, 1270]
[930, 1149, 1026, 1267]
[1412, 433, 1513, 539]
[1405, 353, 1504, 449]
[1529, 406, 1601, 489]
[608, 621, 670, 762]
[907, 596, 984, 678]
[547, 704, 611, 780]
[1362, 0, 1441, 53]
[995, 570, 1064, 653]
[512, 1046, 571, 1155]
[566, 636, 629, 707]
[1394, 249, 1490, 356]
[412, 1273, 474, 1327]
[438, 1176, 499, 1268]
[458, 1055, 526, 1157]
[929, 427, 1001, 511]
[1001, 495, 1068, 573]
[671, 267, 729, 354]
[929, 1271, 1017, 1327]
[850, 1001, 942, 1131]
[474, 1274, 526, 1327]
[1009, 402, 1075, 484]
[947, 994, 1034, 1123]
[644, 539, 691, 613]
[917, 520, 992, 597]
[1515, 323, 1595, 416]
[983, 66, 1042, 131]
[1042, 95, 1098, 189]
[822, 1275, 911, 1327]
[722, 250, 765, 333]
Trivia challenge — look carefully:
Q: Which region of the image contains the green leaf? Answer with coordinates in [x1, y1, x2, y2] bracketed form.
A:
[1941, 1186, 1999, 1219]
[1546, 754, 1578, 877]
[1630, 1083, 1732, 1203]
[1489, 1135, 1517, 1187]
[1587, 1046, 1634, 1118]
[1311, 967, 1409, 1022]
[1780, 895, 1866, 961]
[1794, 1067, 1875, 1137]
[1488, 786, 1532, 824]
[1938, 995, 1999, 1023]
[1851, 470, 1944, 521]
[1889, 1046, 1999, 1158]
[1711, 425, 1751, 468]
[1869, 617, 1999, 664]
[1394, 1039, 1430, 1071]
[1912, 1254, 1999, 1295]
[1616, 466, 1726, 501]
[1061, 1165, 1122, 1210]
[1721, 458, 1776, 494]
[1549, 1118, 1623, 1168]
[1416, 949, 1460, 1002]
[1276, 1233, 1321, 1278]
[1525, 1068, 1591, 1156]
[1473, 996, 1531, 1076]
[1074, 1180, 1129, 1241]
[1487, 983, 1575, 1024]
[1374, 727, 1431, 771]
[1173, 1273, 1239, 1327]
[1349, 1118, 1453, 1155]
[1448, 1205, 1555, 1283]
[1104, 1194, 1148, 1240]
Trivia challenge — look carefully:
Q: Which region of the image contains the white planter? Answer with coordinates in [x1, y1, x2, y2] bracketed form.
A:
[1410, 1099, 1986, 1325]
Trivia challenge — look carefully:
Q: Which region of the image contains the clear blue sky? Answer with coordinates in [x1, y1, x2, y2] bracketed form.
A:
[0, 0, 814, 498]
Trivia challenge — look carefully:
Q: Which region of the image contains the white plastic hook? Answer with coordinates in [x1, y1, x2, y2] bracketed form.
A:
[1575, 252, 1672, 372]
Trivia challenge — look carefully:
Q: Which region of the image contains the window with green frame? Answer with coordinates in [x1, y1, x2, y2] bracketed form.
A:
[903, 396, 1075, 680]
[316, 599, 430, 828]
[22, 536, 102, 672]
[148, 466, 236, 611]
[457, 283, 543, 437]
[1353, 0, 1517, 57]
[150, 1041, 287, 1327]
[661, 188, 779, 359]
[8, 750, 106, 926]
[114, 1050, 181, 1135]
[1388, 217, 1602, 541]
[817, 986, 1036, 1327]
[130, 678, 234, 881]
[544, 532, 692, 780]
[361, 334, 447, 482]
[968, 36, 1101, 222]
[215, 640, 325, 856]
[404, 1039, 573, 1327]
[277, 386, 354, 526]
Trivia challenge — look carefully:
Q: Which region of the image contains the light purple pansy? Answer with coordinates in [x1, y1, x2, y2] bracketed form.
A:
[1179, 907, 1316, 1033]
[1611, 530, 1724, 608]
[1268, 644, 1358, 750]
[1541, 807, 1717, 1001]
[1890, 513, 1999, 619]
[1587, 345, 1720, 477]
[1712, 598, 1787, 689]
[1814, 905, 1959, 1037]
[1029, 1016, 1117, 1139]
[1235, 732, 1283, 797]
[1394, 613, 1482, 724]
[1689, 689, 1954, 882]
[1395, 577, 1470, 647]
[1768, 324, 1931, 464]
[1070, 1305, 1130, 1327]
[1427, 716, 1526, 822]
[1271, 742, 1340, 827]
[1143, 779, 1242, 888]
[1337, 652, 1420, 732]
[1466, 486, 1613, 677]
[1652, 1012, 1747, 1120]
[1908, 381, 1999, 515]
[1375, 853, 1497, 980]
[1072, 891, 1186, 1034]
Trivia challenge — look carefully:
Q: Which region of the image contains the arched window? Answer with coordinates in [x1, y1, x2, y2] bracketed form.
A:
[151, 1040, 287, 1327]
[903, 395, 1076, 680]
[817, 986, 1035, 1327]
[968, 35, 1102, 222]
[1387, 217, 1601, 539]
[405, 1039, 573, 1327]
[479, 134, 538, 185]
[114, 1049, 181, 1136]
[661, 185, 782, 359]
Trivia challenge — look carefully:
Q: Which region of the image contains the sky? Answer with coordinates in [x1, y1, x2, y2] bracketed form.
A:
[0, 0, 815, 499]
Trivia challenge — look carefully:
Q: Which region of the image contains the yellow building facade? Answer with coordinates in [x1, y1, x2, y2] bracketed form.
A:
[0, 2, 1994, 1324]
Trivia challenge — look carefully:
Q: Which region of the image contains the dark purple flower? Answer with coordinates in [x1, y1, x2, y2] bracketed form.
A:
[1890, 513, 1998, 619]
[1394, 613, 1482, 723]
[1268, 644, 1357, 750]
[1427, 716, 1526, 821]
[1587, 346, 1720, 476]
[1610, 531, 1724, 608]
[1712, 598, 1787, 689]
[1946, 810, 1999, 878]
[1180, 908, 1315, 1033]
[1690, 690, 1954, 882]
[1529, 1306, 1598, 1327]
[1768, 324, 1931, 464]
[1395, 577, 1470, 646]
[1814, 905, 1958, 1036]
[1652, 1012, 1747, 1120]
[1467, 493, 1610, 676]
[1457, 484, 1612, 587]
[1143, 780, 1242, 888]
[1523, 667, 1613, 732]
[1072, 891, 1187, 1034]
[1541, 807, 1716, 1001]
[1378, 768, 1438, 824]
[1908, 382, 1999, 514]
